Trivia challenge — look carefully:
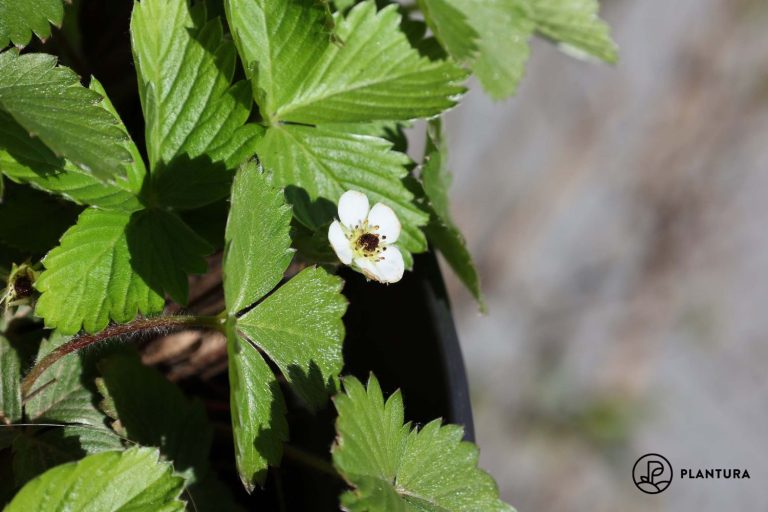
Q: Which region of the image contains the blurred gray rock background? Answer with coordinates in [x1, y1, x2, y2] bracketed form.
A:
[433, 0, 768, 509]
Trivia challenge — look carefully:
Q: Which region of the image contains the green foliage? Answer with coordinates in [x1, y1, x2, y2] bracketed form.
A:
[10, 426, 124, 488]
[224, 0, 333, 122]
[225, 321, 287, 492]
[24, 332, 107, 426]
[223, 162, 294, 313]
[237, 266, 347, 409]
[255, 124, 428, 264]
[420, 121, 484, 309]
[417, 0, 479, 63]
[33, 209, 163, 334]
[528, 0, 618, 64]
[5, 447, 186, 512]
[0, 332, 21, 423]
[223, 164, 347, 490]
[0, 0, 617, 506]
[226, 0, 467, 123]
[0, 0, 64, 47]
[333, 375, 513, 512]
[131, 0, 262, 209]
[0, 111, 143, 212]
[34, 207, 210, 334]
[96, 352, 213, 483]
[455, 0, 534, 99]
[0, 51, 133, 182]
[425, 0, 616, 98]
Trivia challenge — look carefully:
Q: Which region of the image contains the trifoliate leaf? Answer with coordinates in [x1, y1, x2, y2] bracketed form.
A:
[333, 375, 514, 512]
[255, 124, 428, 262]
[97, 351, 213, 483]
[0, 50, 132, 182]
[25, 332, 107, 426]
[237, 266, 347, 409]
[226, 321, 287, 492]
[227, 0, 467, 123]
[0, 183, 81, 254]
[0, 332, 21, 423]
[416, 0, 478, 63]
[223, 164, 348, 490]
[0, 0, 64, 47]
[224, 0, 333, 123]
[11, 426, 124, 487]
[5, 447, 186, 512]
[528, 0, 618, 64]
[223, 162, 293, 313]
[421, 121, 483, 309]
[131, 0, 262, 209]
[35, 208, 209, 334]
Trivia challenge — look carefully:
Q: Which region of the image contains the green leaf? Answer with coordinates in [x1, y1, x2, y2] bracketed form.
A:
[224, 0, 334, 123]
[131, 0, 261, 208]
[35, 208, 209, 334]
[0, 111, 143, 212]
[223, 162, 293, 313]
[454, 0, 535, 99]
[416, 0, 478, 63]
[125, 208, 211, 305]
[24, 332, 107, 426]
[226, 321, 287, 492]
[237, 266, 346, 409]
[255, 124, 428, 262]
[97, 351, 213, 482]
[528, 0, 618, 64]
[333, 375, 514, 512]
[6, 447, 186, 512]
[227, 0, 467, 123]
[223, 164, 348, 490]
[0, 183, 82, 254]
[0, 50, 133, 182]
[0, 332, 21, 423]
[11, 425, 124, 487]
[0, 0, 64, 47]
[33, 209, 163, 334]
[421, 121, 483, 309]
[0, 78, 145, 212]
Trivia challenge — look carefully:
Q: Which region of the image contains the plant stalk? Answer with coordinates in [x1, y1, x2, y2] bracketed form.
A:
[20, 315, 224, 399]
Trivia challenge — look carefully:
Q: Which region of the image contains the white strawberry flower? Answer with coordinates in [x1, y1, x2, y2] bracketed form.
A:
[328, 190, 404, 284]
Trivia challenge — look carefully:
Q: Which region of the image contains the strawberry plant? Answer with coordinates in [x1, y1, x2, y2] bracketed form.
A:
[0, 0, 615, 510]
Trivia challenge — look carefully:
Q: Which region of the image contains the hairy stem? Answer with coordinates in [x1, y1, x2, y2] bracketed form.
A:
[21, 315, 223, 399]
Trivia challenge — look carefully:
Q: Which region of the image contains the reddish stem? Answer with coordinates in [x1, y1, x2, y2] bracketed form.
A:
[21, 315, 223, 399]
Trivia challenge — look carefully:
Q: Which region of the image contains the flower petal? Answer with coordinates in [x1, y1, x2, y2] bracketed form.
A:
[338, 190, 369, 229]
[353, 256, 380, 282]
[373, 246, 405, 283]
[368, 203, 401, 243]
[328, 221, 353, 264]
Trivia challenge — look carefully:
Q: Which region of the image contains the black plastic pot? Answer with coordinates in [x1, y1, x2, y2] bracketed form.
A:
[342, 252, 475, 439]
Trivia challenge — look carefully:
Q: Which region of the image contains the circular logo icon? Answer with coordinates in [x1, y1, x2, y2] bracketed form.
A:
[633, 453, 673, 494]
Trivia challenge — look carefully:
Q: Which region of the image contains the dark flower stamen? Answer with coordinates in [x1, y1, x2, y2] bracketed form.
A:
[357, 233, 380, 252]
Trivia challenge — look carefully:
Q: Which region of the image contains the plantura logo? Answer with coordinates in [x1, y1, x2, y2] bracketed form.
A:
[633, 453, 673, 494]
[633, 453, 751, 494]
